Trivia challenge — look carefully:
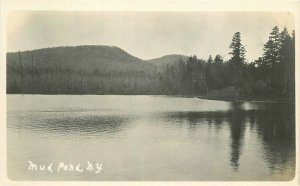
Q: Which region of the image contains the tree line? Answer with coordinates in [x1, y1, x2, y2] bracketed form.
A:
[7, 26, 295, 101]
[159, 26, 295, 101]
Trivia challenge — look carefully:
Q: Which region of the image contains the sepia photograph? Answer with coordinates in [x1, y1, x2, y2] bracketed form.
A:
[3, 7, 297, 184]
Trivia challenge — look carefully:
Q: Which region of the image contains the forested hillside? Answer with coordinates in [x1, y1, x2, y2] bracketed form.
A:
[147, 54, 189, 70]
[7, 45, 160, 94]
[6, 26, 295, 101]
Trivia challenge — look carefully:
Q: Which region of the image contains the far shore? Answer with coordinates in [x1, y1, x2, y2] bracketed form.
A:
[6, 93, 294, 103]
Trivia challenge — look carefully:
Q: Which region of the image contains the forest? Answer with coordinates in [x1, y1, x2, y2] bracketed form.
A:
[6, 26, 295, 101]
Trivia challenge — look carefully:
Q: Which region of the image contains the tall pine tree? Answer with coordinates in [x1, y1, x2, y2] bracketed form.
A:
[229, 32, 246, 66]
[279, 27, 294, 98]
[256, 26, 295, 99]
[228, 32, 247, 87]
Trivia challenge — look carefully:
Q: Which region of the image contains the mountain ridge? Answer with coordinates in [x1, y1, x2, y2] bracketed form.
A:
[146, 54, 189, 67]
[7, 45, 150, 73]
[7, 45, 189, 67]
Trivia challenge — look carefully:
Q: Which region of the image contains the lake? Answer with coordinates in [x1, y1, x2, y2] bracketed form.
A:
[7, 95, 295, 181]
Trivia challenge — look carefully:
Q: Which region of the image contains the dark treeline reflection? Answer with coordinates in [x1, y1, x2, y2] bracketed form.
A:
[228, 102, 246, 171]
[160, 102, 295, 172]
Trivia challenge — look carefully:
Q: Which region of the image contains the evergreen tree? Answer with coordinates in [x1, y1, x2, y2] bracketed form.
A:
[279, 27, 294, 98]
[207, 55, 213, 64]
[263, 26, 281, 66]
[206, 55, 213, 91]
[228, 32, 247, 87]
[229, 32, 246, 66]
[261, 26, 282, 96]
[214, 54, 223, 64]
[255, 26, 295, 99]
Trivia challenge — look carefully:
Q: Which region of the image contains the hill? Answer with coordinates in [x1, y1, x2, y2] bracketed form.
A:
[7, 45, 156, 73]
[146, 54, 189, 68]
[6, 45, 206, 95]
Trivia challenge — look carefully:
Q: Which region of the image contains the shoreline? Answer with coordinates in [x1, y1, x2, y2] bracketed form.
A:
[196, 95, 294, 103]
[6, 93, 294, 103]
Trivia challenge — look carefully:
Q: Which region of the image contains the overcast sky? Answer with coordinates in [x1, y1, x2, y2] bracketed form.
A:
[7, 11, 294, 61]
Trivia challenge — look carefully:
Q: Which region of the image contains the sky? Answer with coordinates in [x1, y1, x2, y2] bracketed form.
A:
[7, 11, 294, 62]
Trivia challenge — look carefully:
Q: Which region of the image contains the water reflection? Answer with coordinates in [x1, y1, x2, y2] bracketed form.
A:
[158, 102, 295, 174]
[8, 111, 133, 136]
[7, 95, 295, 180]
[228, 102, 246, 171]
[250, 103, 295, 174]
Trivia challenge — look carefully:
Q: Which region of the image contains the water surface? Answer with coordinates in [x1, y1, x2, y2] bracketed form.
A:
[7, 95, 295, 181]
